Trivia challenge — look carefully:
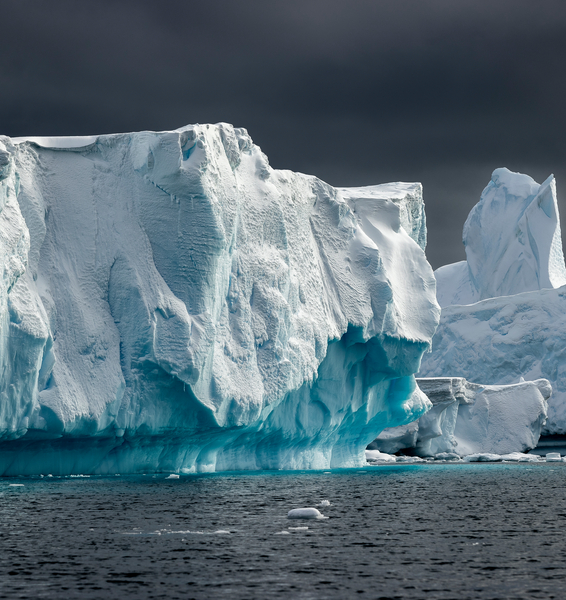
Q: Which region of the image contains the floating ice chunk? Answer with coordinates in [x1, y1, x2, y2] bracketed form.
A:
[546, 452, 562, 462]
[365, 449, 396, 463]
[288, 526, 308, 530]
[165, 474, 180, 479]
[395, 456, 425, 463]
[433, 452, 461, 461]
[318, 500, 331, 506]
[518, 454, 542, 462]
[287, 507, 326, 520]
[213, 530, 230, 534]
[464, 453, 503, 462]
[8, 483, 24, 487]
[275, 531, 291, 535]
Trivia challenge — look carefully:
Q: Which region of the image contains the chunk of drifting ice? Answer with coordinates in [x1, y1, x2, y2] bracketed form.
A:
[464, 453, 503, 462]
[433, 452, 461, 461]
[395, 456, 425, 463]
[165, 474, 180, 479]
[287, 508, 326, 520]
[546, 452, 562, 462]
[365, 449, 396, 463]
[318, 500, 331, 506]
[500, 452, 530, 461]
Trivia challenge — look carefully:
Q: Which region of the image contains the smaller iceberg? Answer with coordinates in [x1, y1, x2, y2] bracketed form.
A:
[369, 377, 550, 458]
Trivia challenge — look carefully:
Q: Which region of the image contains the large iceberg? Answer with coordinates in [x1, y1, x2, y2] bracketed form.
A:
[370, 377, 550, 457]
[423, 168, 566, 433]
[0, 124, 440, 474]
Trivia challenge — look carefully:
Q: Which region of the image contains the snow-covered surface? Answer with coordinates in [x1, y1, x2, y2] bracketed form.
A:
[0, 124, 440, 475]
[436, 168, 566, 307]
[370, 377, 549, 457]
[420, 286, 566, 434]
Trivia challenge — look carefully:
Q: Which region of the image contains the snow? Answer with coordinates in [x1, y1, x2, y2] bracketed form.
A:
[436, 168, 566, 307]
[287, 508, 325, 519]
[370, 377, 549, 457]
[0, 124, 439, 475]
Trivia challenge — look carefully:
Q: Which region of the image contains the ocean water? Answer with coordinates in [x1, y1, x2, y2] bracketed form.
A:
[1, 463, 566, 599]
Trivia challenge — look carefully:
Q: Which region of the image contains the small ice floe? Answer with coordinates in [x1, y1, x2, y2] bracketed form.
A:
[70, 474, 90, 478]
[395, 456, 425, 463]
[287, 507, 327, 520]
[9, 484, 24, 487]
[546, 452, 562, 462]
[288, 526, 308, 530]
[165, 474, 180, 479]
[213, 530, 230, 534]
[275, 531, 291, 535]
[434, 452, 461, 461]
[365, 449, 395, 464]
[464, 453, 503, 462]
[500, 452, 541, 462]
[318, 500, 331, 507]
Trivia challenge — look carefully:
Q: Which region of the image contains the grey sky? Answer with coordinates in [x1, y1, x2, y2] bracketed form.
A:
[2, 0, 566, 268]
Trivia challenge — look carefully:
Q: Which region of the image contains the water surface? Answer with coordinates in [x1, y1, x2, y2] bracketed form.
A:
[1, 463, 565, 599]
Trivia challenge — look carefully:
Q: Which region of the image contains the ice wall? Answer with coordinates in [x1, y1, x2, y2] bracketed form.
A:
[0, 124, 440, 474]
[370, 377, 550, 457]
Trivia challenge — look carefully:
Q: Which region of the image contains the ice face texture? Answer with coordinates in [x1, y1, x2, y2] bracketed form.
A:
[370, 378, 550, 457]
[0, 125, 439, 474]
[436, 168, 566, 308]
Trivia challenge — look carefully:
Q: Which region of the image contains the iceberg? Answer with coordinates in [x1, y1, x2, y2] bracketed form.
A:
[425, 168, 566, 434]
[370, 377, 550, 457]
[436, 168, 566, 307]
[0, 124, 440, 474]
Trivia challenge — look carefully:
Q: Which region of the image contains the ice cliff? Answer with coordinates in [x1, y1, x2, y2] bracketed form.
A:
[423, 168, 566, 434]
[0, 124, 440, 475]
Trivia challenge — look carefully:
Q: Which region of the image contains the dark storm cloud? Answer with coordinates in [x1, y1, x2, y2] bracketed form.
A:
[2, 0, 566, 268]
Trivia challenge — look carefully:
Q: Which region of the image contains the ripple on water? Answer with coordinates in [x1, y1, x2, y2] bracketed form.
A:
[0, 463, 566, 599]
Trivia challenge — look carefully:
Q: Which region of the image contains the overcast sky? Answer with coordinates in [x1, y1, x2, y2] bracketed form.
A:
[2, 0, 566, 268]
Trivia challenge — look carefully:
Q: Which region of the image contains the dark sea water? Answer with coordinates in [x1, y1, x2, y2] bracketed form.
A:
[1, 463, 566, 600]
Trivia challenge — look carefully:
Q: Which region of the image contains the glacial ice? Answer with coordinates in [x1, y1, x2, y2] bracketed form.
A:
[426, 168, 566, 434]
[369, 377, 550, 457]
[435, 168, 566, 307]
[0, 124, 439, 475]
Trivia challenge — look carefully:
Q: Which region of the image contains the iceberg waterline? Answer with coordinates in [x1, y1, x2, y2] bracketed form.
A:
[0, 124, 440, 475]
